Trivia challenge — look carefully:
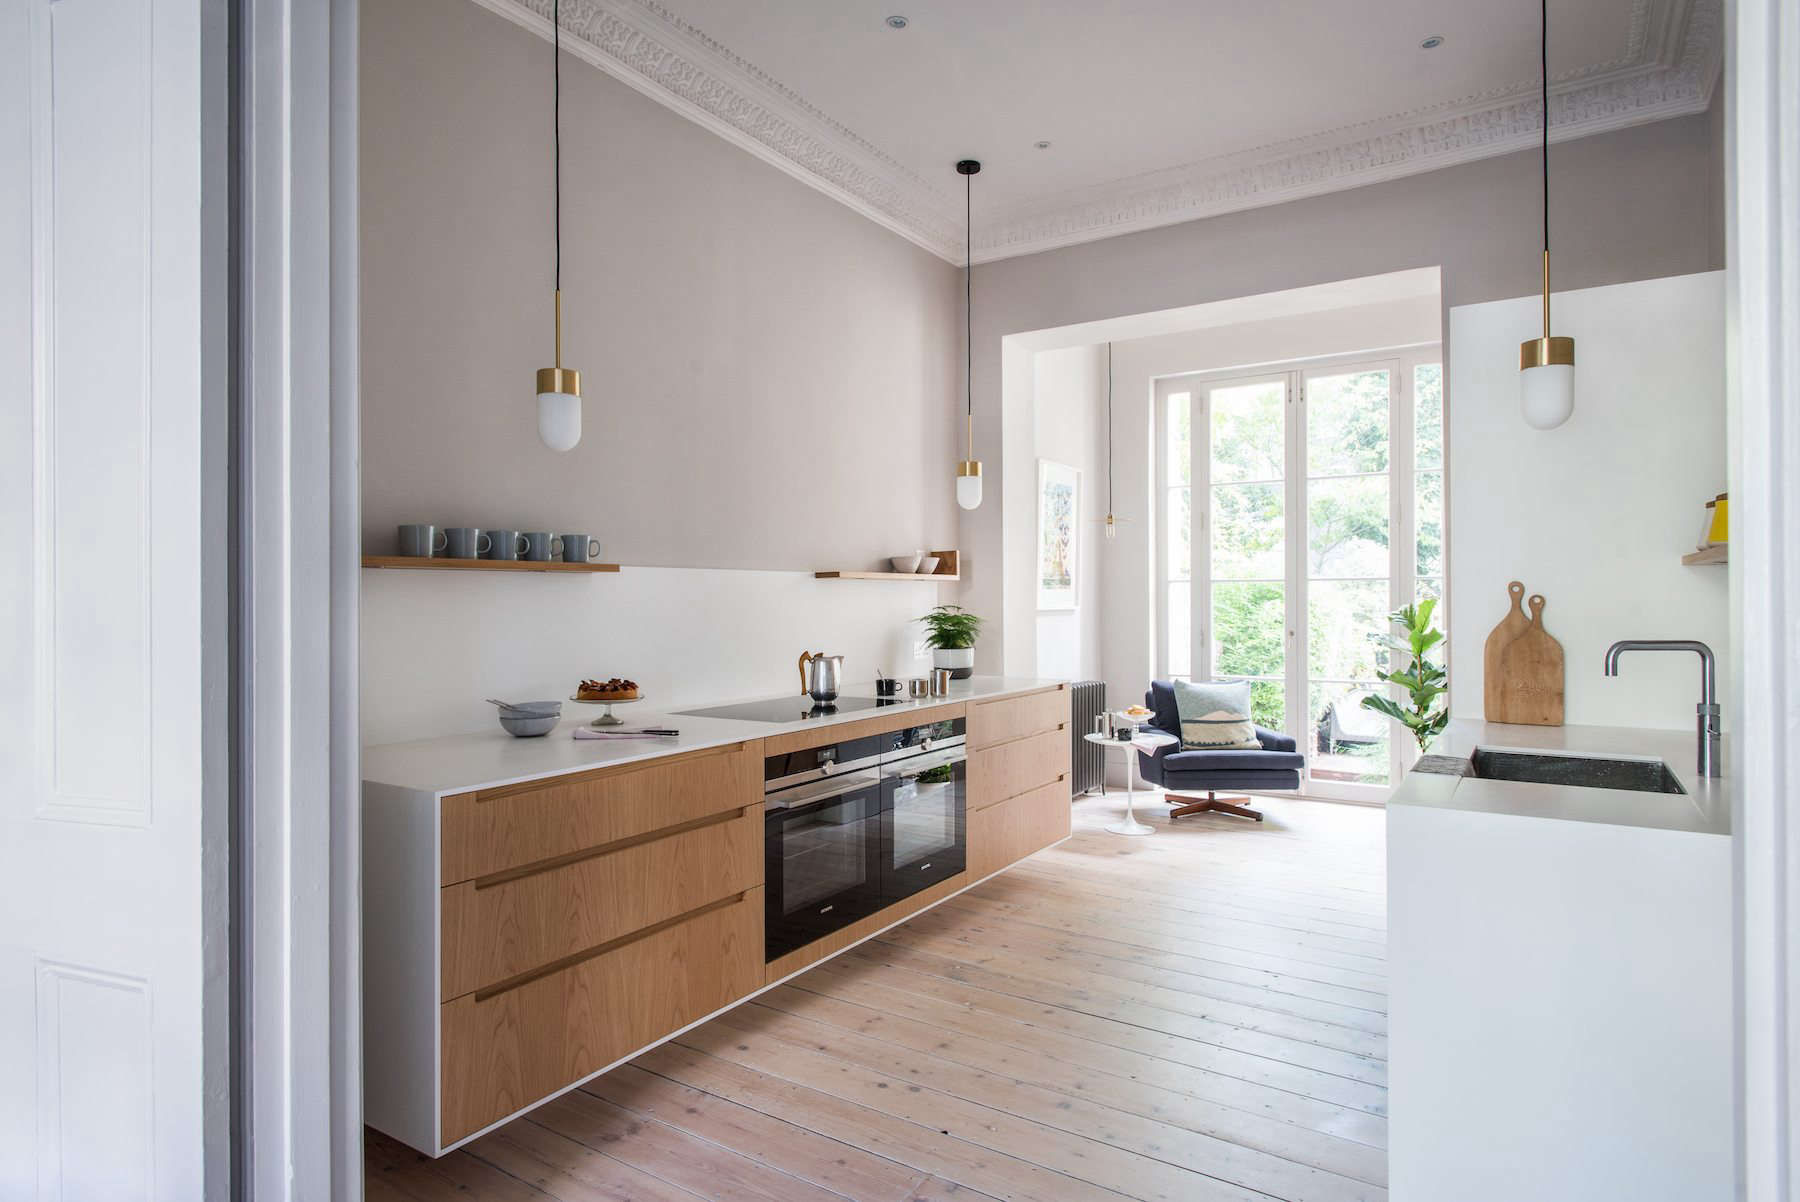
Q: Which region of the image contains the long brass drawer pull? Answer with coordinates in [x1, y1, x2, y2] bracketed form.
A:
[470, 891, 750, 1002]
[469, 804, 754, 890]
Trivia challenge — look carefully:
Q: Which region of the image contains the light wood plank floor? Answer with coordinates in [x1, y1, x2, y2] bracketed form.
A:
[368, 791, 1388, 1202]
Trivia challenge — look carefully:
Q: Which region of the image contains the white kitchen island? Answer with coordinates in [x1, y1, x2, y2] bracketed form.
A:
[1388, 719, 1733, 1202]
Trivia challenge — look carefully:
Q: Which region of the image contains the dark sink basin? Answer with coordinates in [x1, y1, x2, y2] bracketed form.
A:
[1469, 748, 1686, 795]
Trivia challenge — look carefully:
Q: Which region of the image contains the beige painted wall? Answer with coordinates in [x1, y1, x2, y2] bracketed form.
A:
[960, 105, 1726, 674]
[360, 0, 961, 571]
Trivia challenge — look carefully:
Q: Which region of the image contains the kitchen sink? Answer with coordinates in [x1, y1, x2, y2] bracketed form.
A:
[1469, 748, 1686, 795]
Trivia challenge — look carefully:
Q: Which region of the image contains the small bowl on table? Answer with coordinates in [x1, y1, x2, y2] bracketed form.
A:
[889, 553, 923, 574]
[496, 700, 562, 738]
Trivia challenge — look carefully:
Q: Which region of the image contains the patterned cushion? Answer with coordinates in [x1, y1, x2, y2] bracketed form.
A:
[1172, 680, 1260, 751]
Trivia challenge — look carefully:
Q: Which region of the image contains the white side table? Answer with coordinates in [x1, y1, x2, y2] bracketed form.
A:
[1083, 730, 1178, 836]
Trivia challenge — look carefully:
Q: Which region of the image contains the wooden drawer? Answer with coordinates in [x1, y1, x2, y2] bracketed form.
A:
[440, 807, 761, 1000]
[968, 726, 1069, 811]
[968, 778, 1071, 879]
[440, 742, 760, 884]
[441, 888, 764, 1144]
[967, 686, 1068, 751]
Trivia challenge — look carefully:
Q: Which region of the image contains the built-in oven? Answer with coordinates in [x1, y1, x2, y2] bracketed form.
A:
[763, 734, 887, 960]
[763, 717, 969, 962]
[879, 719, 967, 904]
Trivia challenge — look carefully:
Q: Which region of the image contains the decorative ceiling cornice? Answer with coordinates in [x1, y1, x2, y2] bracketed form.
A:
[470, 0, 1721, 264]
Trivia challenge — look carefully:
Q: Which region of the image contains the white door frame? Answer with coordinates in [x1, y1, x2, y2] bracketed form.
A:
[1154, 344, 1442, 802]
[1728, 0, 1799, 1193]
[237, 0, 361, 1195]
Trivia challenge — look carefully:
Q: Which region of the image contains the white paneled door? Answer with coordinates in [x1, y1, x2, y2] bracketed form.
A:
[1, 0, 226, 1198]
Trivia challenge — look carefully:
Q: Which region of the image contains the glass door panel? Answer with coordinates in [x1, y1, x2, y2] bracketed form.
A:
[1304, 366, 1393, 793]
[1162, 387, 1192, 679]
[1204, 377, 1286, 733]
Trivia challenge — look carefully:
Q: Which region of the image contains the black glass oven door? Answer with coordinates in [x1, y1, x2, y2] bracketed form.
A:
[880, 748, 966, 903]
[764, 769, 884, 960]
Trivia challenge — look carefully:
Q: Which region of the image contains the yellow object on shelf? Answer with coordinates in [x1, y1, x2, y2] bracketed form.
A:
[1706, 493, 1728, 544]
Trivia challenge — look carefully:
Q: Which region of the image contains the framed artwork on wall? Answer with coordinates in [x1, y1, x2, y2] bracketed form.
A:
[1037, 459, 1079, 611]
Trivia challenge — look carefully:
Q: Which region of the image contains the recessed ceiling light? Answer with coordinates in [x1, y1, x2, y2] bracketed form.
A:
[1420, 35, 1445, 49]
[885, 14, 908, 29]
[1034, 140, 1052, 150]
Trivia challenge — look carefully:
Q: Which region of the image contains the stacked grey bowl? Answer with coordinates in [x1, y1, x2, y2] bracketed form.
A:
[490, 698, 563, 737]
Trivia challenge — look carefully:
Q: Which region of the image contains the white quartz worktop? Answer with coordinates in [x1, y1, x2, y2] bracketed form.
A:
[361, 676, 1065, 797]
[1388, 717, 1731, 836]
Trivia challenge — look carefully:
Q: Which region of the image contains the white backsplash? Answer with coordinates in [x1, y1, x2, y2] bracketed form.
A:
[360, 565, 947, 745]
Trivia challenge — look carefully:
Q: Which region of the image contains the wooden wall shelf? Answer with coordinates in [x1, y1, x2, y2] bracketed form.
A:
[816, 549, 959, 582]
[1681, 546, 1727, 566]
[362, 556, 620, 574]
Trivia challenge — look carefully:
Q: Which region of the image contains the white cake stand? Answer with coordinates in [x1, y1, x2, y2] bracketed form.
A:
[569, 694, 645, 727]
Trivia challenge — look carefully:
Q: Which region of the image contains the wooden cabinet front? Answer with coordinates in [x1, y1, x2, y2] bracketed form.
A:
[968, 779, 1072, 879]
[440, 741, 760, 884]
[967, 685, 1068, 751]
[967, 726, 1069, 811]
[440, 888, 764, 1144]
[440, 807, 761, 1000]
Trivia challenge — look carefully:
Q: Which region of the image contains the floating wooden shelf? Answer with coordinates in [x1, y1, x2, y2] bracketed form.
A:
[1681, 546, 1727, 566]
[362, 556, 620, 573]
[817, 549, 959, 582]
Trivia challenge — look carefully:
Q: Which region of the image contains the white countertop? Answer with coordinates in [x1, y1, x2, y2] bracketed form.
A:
[1389, 717, 1731, 836]
[361, 676, 1066, 797]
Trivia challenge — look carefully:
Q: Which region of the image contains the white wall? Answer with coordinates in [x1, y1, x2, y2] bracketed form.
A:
[1030, 345, 1106, 684]
[1448, 272, 1728, 730]
[362, 568, 947, 745]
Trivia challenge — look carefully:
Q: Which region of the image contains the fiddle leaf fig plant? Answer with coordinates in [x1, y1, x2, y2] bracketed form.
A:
[1360, 599, 1449, 753]
[917, 605, 983, 650]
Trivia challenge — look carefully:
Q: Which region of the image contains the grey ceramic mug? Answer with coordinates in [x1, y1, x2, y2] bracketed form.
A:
[558, 533, 600, 563]
[522, 531, 560, 562]
[397, 524, 446, 558]
[484, 529, 531, 561]
[443, 527, 491, 559]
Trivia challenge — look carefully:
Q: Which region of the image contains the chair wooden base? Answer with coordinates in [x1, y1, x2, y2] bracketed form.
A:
[1165, 792, 1264, 822]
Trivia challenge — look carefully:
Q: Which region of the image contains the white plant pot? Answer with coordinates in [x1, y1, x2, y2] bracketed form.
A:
[932, 646, 975, 679]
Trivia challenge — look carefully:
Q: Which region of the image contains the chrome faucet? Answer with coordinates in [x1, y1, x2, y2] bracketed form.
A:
[1603, 640, 1720, 777]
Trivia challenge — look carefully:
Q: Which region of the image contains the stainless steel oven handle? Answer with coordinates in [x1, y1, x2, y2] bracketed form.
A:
[764, 769, 882, 811]
[884, 747, 968, 777]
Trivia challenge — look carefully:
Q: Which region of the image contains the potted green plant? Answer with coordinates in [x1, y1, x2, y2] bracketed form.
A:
[1360, 599, 1449, 754]
[917, 605, 983, 679]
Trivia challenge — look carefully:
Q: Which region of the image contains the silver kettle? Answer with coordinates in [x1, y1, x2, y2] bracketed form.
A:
[798, 650, 844, 703]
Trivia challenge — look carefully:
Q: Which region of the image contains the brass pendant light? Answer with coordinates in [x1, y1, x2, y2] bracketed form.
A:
[1102, 341, 1123, 540]
[955, 159, 983, 510]
[535, 0, 583, 451]
[1519, 0, 1575, 429]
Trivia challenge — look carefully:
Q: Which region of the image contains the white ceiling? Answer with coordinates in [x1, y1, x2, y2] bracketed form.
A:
[473, 0, 1720, 262]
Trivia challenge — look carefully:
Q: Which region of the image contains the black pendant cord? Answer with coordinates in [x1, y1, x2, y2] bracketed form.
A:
[554, 0, 562, 295]
[964, 170, 972, 424]
[1541, 0, 1549, 326]
[1106, 342, 1115, 514]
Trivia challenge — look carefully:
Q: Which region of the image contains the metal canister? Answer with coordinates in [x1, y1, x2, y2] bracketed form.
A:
[930, 668, 952, 696]
[908, 677, 932, 699]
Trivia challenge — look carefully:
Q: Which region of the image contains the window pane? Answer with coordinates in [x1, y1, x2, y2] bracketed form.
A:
[1211, 482, 1283, 579]
[1308, 579, 1391, 680]
[1414, 363, 1443, 469]
[1307, 369, 1390, 476]
[1309, 475, 1390, 577]
[1168, 487, 1191, 579]
[1248, 680, 1286, 732]
[1208, 380, 1284, 483]
[1167, 581, 1191, 677]
[1309, 681, 1390, 786]
[1166, 392, 1191, 486]
[1211, 582, 1286, 680]
[1415, 470, 1443, 579]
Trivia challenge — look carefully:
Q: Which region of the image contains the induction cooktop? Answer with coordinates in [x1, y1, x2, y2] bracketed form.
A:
[671, 695, 916, 724]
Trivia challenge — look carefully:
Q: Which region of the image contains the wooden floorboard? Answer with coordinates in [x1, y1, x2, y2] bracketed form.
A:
[367, 792, 1389, 1201]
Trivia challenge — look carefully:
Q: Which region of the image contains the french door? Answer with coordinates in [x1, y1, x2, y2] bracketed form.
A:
[1157, 348, 1443, 801]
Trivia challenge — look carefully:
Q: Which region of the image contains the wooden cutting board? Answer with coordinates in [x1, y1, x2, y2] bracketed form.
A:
[1493, 593, 1565, 725]
[1482, 581, 1531, 721]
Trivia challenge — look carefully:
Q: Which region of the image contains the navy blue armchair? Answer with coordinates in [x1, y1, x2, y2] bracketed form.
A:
[1135, 680, 1304, 821]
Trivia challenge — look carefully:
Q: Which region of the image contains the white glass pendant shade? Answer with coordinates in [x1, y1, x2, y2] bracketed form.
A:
[956, 470, 983, 511]
[1520, 363, 1574, 430]
[537, 388, 581, 451]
